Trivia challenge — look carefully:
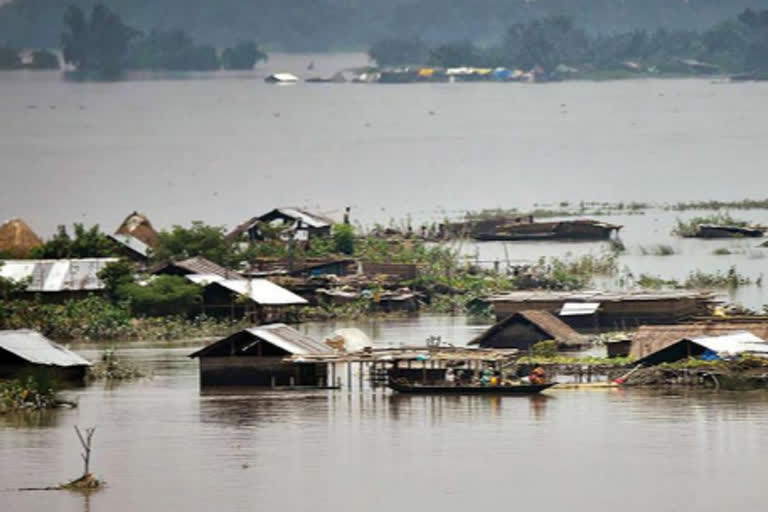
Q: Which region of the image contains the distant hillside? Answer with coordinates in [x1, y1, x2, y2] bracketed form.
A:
[3, 0, 768, 51]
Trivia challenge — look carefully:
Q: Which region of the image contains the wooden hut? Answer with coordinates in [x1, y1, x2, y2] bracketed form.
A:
[115, 211, 160, 248]
[0, 329, 91, 381]
[189, 324, 333, 386]
[468, 310, 587, 351]
[0, 218, 43, 257]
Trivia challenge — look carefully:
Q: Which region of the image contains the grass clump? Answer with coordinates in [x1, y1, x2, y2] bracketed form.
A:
[684, 266, 751, 289]
[640, 244, 676, 256]
[88, 349, 145, 380]
[712, 247, 732, 255]
[0, 376, 57, 413]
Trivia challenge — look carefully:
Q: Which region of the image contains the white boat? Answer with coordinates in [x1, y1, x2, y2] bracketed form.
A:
[265, 73, 299, 84]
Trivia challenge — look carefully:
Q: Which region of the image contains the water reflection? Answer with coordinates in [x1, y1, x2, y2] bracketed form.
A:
[0, 409, 60, 429]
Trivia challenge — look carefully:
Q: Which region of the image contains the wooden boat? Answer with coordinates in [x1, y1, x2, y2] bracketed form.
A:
[388, 380, 556, 395]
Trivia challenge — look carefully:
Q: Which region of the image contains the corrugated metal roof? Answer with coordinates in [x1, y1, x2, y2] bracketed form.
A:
[215, 279, 308, 306]
[189, 323, 332, 358]
[274, 208, 333, 229]
[0, 329, 91, 367]
[108, 233, 150, 258]
[484, 290, 716, 303]
[0, 258, 118, 292]
[245, 324, 332, 355]
[690, 331, 768, 356]
[185, 274, 225, 285]
[631, 322, 768, 359]
[560, 302, 601, 316]
[172, 256, 243, 279]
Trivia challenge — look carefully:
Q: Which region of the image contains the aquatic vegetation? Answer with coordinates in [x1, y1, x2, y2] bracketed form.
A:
[669, 198, 768, 211]
[531, 340, 558, 358]
[0, 376, 57, 413]
[683, 266, 751, 289]
[88, 349, 145, 380]
[712, 247, 732, 255]
[672, 213, 750, 237]
[639, 244, 676, 256]
[635, 274, 680, 290]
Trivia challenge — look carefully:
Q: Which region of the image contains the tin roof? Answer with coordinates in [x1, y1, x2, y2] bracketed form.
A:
[483, 290, 717, 303]
[631, 322, 768, 359]
[212, 279, 308, 306]
[153, 256, 243, 280]
[0, 258, 118, 292]
[689, 331, 768, 356]
[108, 233, 150, 258]
[469, 310, 586, 347]
[0, 329, 91, 367]
[560, 302, 601, 316]
[227, 208, 334, 240]
[189, 323, 332, 358]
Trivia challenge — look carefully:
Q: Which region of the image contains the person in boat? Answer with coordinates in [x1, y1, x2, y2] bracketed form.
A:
[529, 366, 547, 385]
[445, 368, 456, 386]
[480, 368, 493, 386]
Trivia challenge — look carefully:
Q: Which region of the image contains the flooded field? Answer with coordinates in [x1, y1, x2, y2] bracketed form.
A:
[2, 316, 768, 511]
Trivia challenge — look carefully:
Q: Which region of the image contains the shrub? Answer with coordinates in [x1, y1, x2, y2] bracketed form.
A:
[532, 340, 559, 358]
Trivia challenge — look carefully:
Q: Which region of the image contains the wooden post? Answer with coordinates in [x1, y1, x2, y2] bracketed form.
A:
[358, 361, 364, 393]
[331, 362, 337, 388]
[347, 362, 352, 392]
[289, 376, 295, 388]
[422, 361, 427, 384]
[271, 375, 276, 388]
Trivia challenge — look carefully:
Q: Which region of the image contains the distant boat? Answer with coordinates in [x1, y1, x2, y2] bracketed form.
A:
[695, 224, 764, 238]
[265, 73, 299, 84]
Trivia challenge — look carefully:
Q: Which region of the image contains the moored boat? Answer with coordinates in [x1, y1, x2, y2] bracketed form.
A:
[388, 380, 556, 395]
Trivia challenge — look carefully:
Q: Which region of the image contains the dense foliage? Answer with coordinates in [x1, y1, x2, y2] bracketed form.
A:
[220, 41, 268, 70]
[0, 376, 57, 413]
[30, 223, 118, 259]
[125, 29, 218, 71]
[3, 0, 768, 51]
[61, 4, 138, 76]
[371, 9, 768, 74]
[116, 275, 202, 317]
[152, 221, 244, 267]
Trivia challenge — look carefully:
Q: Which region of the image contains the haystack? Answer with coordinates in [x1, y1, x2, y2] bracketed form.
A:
[115, 211, 160, 248]
[0, 218, 43, 257]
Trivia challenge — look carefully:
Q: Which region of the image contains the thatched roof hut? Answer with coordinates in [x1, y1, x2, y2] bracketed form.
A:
[468, 310, 587, 350]
[115, 211, 160, 248]
[0, 218, 43, 257]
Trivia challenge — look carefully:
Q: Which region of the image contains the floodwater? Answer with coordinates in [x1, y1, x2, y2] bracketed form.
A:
[2, 316, 768, 511]
[2, 53, 768, 307]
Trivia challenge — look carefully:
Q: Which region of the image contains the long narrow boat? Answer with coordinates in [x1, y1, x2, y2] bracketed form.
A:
[388, 380, 556, 395]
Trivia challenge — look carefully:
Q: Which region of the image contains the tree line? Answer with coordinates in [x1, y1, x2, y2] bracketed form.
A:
[60, 4, 267, 76]
[3, 0, 768, 53]
[369, 9, 768, 75]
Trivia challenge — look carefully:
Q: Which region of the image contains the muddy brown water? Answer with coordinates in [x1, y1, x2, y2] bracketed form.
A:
[2, 316, 768, 511]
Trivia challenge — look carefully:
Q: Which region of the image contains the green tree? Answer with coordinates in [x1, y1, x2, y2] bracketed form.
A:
[368, 38, 428, 66]
[428, 41, 483, 67]
[97, 260, 134, 302]
[117, 275, 202, 317]
[61, 4, 138, 76]
[221, 41, 267, 70]
[153, 222, 241, 267]
[29, 49, 59, 69]
[125, 29, 219, 71]
[30, 223, 117, 259]
[332, 224, 355, 255]
[0, 46, 22, 69]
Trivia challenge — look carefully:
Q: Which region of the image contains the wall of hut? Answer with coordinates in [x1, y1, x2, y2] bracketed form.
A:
[198, 357, 326, 386]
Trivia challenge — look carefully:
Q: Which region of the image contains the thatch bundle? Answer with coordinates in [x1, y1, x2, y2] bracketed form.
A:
[115, 211, 160, 248]
[0, 218, 43, 257]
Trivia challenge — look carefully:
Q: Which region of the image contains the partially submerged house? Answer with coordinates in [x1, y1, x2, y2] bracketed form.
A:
[0, 258, 118, 300]
[468, 310, 587, 351]
[481, 290, 718, 330]
[630, 322, 768, 360]
[189, 324, 333, 386]
[115, 211, 160, 248]
[634, 331, 768, 366]
[0, 329, 91, 381]
[0, 218, 43, 257]
[228, 208, 334, 242]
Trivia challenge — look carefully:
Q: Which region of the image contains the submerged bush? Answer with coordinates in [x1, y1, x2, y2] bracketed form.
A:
[0, 376, 56, 413]
[672, 213, 750, 237]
